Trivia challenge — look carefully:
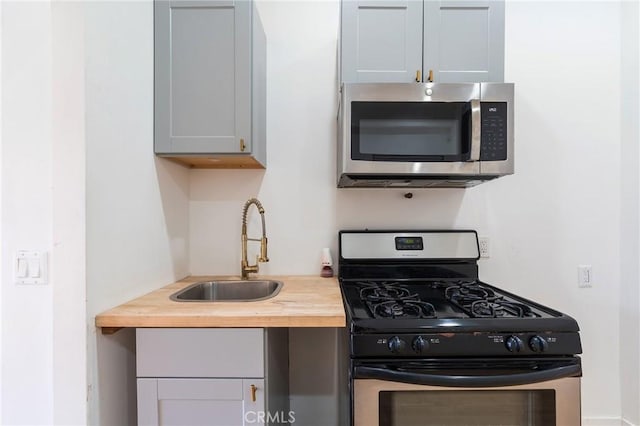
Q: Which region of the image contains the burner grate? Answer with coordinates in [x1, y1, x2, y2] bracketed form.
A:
[446, 282, 539, 318]
[357, 282, 437, 319]
[372, 299, 436, 319]
[359, 282, 414, 302]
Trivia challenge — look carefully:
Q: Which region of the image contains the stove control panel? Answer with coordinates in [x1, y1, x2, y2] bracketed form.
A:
[352, 332, 582, 357]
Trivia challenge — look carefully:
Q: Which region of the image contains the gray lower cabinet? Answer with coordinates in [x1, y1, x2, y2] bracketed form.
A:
[136, 328, 288, 426]
[340, 0, 505, 83]
[154, 0, 266, 169]
[138, 378, 264, 426]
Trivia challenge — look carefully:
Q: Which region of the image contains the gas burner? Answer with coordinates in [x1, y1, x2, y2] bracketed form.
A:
[470, 300, 538, 318]
[372, 300, 436, 319]
[444, 281, 493, 303]
[358, 282, 437, 319]
[358, 282, 415, 302]
[446, 282, 540, 318]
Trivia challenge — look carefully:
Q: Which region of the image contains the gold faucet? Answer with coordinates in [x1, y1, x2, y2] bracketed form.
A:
[241, 198, 269, 279]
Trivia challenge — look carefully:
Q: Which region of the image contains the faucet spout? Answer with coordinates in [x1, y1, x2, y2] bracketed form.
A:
[241, 198, 269, 279]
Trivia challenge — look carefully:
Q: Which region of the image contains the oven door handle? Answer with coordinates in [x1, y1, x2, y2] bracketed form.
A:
[354, 364, 581, 388]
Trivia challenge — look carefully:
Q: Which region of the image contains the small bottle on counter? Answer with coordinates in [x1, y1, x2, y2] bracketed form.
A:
[320, 247, 334, 278]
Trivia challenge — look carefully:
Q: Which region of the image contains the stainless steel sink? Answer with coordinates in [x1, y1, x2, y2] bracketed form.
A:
[170, 280, 283, 302]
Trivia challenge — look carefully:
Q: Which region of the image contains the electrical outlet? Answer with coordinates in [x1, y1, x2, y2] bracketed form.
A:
[479, 237, 490, 258]
[578, 265, 592, 288]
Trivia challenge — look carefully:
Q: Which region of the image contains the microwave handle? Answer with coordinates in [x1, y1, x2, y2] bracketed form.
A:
[469, 99, 481, 161]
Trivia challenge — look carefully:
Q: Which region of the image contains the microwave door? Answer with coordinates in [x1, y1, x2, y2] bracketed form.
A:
[345, 101, 480, 176]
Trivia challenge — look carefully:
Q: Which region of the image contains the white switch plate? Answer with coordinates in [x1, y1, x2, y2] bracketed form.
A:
[14, 250, 48, 285]
[578, 265, 592, 288]
[478, 237, 490, 258]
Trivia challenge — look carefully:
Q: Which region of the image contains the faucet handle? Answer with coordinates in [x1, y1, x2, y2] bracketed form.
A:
[259, 237, 269, 263]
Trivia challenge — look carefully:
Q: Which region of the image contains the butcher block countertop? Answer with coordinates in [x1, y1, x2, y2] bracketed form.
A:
[95, 275, 346, 333]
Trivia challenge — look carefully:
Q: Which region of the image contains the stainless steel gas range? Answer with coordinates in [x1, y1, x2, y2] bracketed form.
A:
[338, 230, 582, 426]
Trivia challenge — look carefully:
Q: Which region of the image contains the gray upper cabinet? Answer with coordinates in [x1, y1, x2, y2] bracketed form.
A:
[154, 0, 266, 169]
[424, 0, 504, 83]
[340, 1, 423, 83]
[340, 0, 504, 84]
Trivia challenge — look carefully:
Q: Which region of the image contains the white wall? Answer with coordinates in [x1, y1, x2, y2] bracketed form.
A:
[620, 1, 640, 425]
[84, 1, 190, 425]
[2, 2, 88, 424]
[189, 1, 623, 423]
[51, 1, 87, 424]
[1, 2, 55, 424]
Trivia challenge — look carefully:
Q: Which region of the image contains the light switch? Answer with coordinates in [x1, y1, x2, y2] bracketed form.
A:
[14, 250, 47, 285]
[17, 258, 28, 278]
[28, 257, 40, 278]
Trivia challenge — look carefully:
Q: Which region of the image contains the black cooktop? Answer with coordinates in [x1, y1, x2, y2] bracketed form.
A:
[340, 278, 580, 334]
[344, 279, 556, 320]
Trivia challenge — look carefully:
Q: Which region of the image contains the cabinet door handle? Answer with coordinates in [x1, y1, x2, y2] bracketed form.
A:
[250, 384, 257, 402]
[427, 69, 434, 82]
[415, 70, 421, 82]
[240, 138, 246, 152]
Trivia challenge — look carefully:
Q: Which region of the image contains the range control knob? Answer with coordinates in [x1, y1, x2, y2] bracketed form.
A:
[412, 336, 429, 354]
[388, 336, 406, 354]
[505, 335, 524, 353]
[529, 335, 549, 353]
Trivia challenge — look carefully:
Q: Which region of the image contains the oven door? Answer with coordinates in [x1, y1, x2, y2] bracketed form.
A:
[352, 358, 581, 426]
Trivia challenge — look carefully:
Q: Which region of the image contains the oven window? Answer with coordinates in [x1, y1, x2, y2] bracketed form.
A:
[379, 390, 556, 426]
[351, 102, 471, 162]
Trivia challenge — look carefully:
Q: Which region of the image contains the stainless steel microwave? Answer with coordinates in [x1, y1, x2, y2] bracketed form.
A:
[337, 83, 514, 188]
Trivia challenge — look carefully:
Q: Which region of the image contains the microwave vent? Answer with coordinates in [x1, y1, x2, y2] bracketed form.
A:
[338, 174, 496, 189]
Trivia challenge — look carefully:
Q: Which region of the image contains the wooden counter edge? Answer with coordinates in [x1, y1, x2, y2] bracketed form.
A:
[97, 315, 346, 333]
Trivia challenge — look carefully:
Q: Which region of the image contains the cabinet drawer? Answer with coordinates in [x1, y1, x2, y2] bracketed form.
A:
[136, 328, 264, 378]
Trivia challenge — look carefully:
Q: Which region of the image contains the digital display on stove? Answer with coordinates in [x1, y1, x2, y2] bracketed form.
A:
[395, 236, 424, 251]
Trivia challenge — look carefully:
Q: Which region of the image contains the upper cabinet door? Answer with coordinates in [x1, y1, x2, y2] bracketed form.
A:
[155, 0, 251, 154]
[341, 0, 423, 83]
[424, 0, 505, 83]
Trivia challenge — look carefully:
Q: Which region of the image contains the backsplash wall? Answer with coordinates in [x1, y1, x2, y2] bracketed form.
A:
[188, 1, 623, 423]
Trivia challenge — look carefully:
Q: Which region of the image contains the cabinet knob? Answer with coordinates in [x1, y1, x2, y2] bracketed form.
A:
[427, 69, 434, 83]
[240, 138, 246, 152]
[415, 70, 421, 82]
[250, 384, 257, 402]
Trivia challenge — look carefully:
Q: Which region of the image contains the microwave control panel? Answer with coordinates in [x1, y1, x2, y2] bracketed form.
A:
[480, 102, 508, 161]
